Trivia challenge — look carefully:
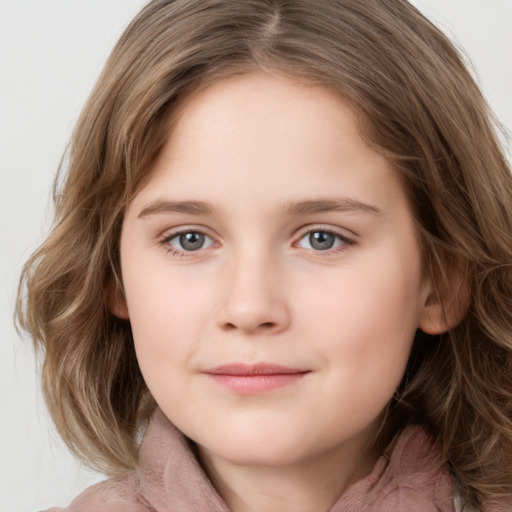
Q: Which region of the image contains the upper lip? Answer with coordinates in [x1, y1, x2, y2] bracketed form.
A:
[202, 363, 309, 376]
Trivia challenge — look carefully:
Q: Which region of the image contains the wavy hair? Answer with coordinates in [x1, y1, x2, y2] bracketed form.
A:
[17, 0, 512, 507]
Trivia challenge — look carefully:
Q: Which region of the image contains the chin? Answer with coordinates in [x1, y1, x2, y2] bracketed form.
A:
[196, 429, 318, 468]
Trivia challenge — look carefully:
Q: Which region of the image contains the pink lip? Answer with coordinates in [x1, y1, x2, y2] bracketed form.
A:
[202, 363, 310, 394]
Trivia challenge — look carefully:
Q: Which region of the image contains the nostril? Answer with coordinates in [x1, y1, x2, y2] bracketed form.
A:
[221, 321, 277, 332]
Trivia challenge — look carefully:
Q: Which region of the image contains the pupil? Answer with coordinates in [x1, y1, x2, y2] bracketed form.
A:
[180, 232, 204, 251]
[309, 231, 334, 250]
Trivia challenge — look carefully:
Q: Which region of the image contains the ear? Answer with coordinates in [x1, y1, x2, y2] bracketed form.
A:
[418, 263, 470, 335]
[108, 281, 130, 320]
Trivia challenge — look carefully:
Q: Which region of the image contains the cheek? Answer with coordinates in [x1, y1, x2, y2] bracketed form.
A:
[311, 269, 421, 433]
[122, 264, 209, 376]
[125, 284, 205, 416]
[301, 242, 423, 379]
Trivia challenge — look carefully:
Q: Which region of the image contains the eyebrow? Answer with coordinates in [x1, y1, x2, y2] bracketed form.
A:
[138, 197, 383, 219]
[138, 200, 214, 218]
[281, 198, 384, 217]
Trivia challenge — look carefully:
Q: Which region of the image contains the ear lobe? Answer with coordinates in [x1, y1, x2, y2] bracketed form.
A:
[108, 282, 130, 320]
[418, 269, 470, 335]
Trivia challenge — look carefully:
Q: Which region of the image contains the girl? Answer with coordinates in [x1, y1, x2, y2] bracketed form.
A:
[17, 0, 512, 510]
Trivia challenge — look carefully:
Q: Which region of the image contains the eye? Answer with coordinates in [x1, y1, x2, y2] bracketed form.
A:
[297, 230, 352, 251]
[165, 231, 214, 252]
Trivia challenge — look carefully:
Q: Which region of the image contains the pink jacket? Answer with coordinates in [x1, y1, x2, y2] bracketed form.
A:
[47, 409, 461, 511]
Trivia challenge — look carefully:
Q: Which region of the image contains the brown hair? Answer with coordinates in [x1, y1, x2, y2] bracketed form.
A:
[17, 0, 512, 507]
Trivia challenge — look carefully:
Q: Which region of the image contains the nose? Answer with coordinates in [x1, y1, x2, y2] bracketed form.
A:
[215, 252, 291, 335]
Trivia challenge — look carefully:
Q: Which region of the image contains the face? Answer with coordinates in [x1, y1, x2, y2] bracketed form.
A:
[118, 73, 434, 472]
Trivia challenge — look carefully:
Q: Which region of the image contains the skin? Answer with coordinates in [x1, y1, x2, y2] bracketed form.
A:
[117, 72, 444, 512]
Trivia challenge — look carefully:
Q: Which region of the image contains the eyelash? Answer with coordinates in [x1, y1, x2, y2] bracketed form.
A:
[159, 226, 356, 258]
[159, 228, 215, 257]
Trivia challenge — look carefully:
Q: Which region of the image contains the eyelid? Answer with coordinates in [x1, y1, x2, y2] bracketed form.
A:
[294, 223, 358, 241]
[159, 224, 217, 242]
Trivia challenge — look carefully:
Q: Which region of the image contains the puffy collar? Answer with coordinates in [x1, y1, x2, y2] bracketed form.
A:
[62, 408, 455, 511]
[137, 408, 454, 512]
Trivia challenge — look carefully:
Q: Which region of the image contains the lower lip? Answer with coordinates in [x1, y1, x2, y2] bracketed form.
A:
[206, 373, 308, 394]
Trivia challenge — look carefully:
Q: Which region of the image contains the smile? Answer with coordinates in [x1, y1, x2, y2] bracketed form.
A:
[202, 363, 310, 394]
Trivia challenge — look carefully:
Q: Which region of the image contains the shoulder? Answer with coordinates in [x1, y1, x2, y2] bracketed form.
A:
[43, 473, 151, 512]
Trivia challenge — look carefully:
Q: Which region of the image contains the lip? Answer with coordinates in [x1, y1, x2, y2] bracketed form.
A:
[202, 363, 310, 394]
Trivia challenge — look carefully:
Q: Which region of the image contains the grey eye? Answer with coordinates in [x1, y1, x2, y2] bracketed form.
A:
[170, 232, 213, 251]
[298, 231, 345, 251]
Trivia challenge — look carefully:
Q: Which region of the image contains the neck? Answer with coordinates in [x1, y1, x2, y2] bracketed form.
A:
[197, 436, 378, 512]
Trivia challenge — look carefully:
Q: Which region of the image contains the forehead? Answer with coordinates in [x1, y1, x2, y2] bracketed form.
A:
[165, 73, 364, 164]
[128, 72, 408, 218]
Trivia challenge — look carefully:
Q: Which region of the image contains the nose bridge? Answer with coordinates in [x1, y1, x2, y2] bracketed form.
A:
[216, 243, 290, 334]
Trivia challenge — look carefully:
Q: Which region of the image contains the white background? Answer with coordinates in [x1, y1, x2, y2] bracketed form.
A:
[1, 1, 511, 510]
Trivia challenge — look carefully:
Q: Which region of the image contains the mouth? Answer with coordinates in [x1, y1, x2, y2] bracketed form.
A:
[202, 363, 310, 394]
